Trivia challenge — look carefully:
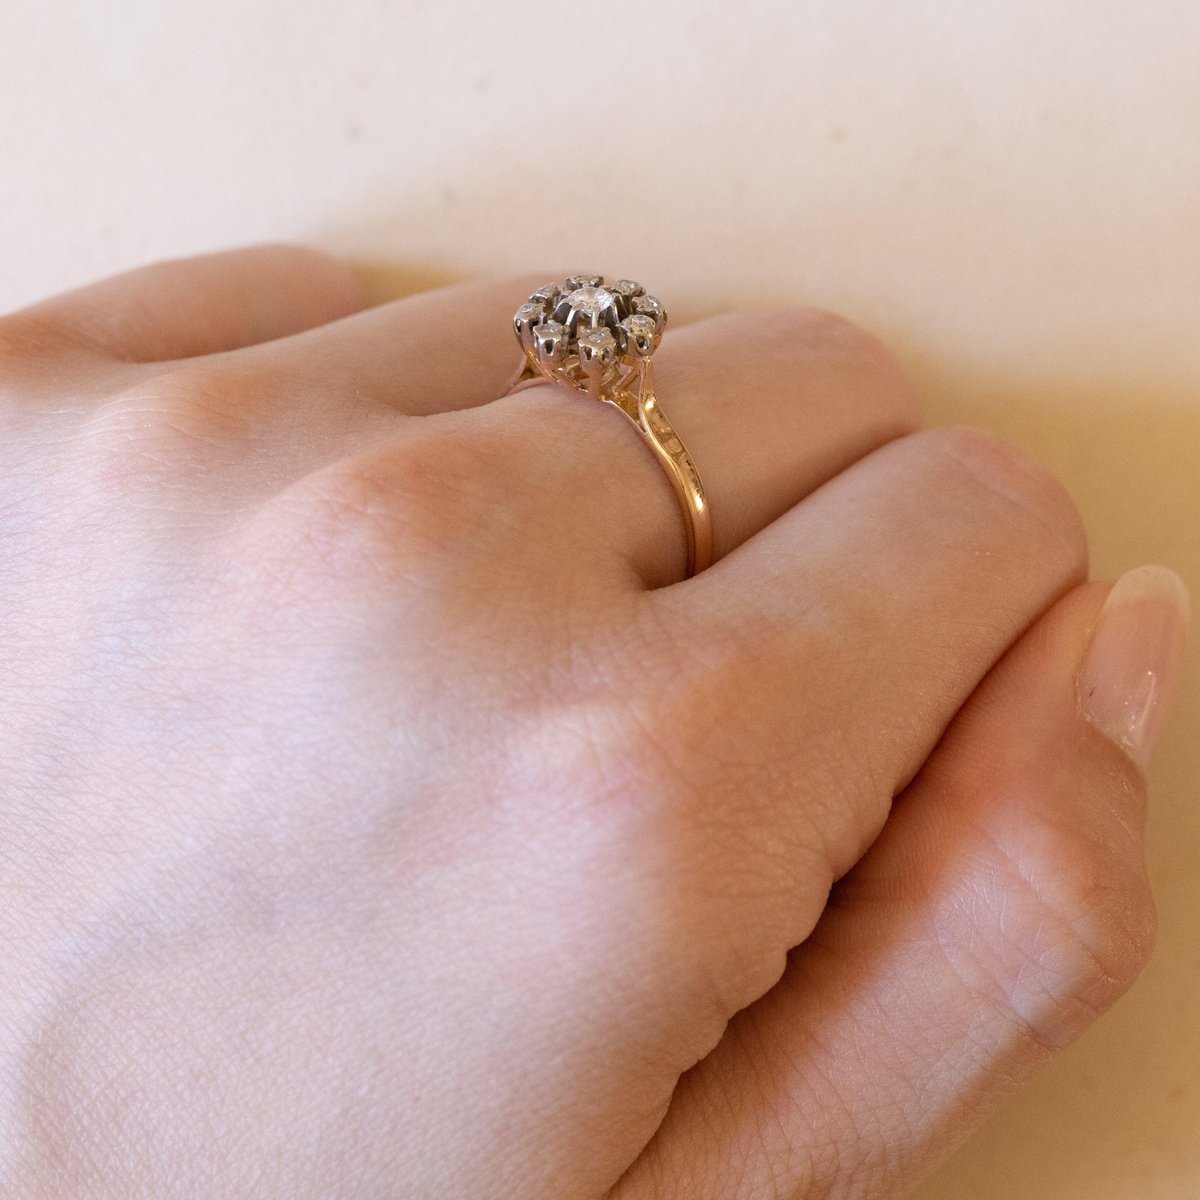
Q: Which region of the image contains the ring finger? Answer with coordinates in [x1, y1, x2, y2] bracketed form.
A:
[483, 303, 921, 585]
[208, 282, 922, 581]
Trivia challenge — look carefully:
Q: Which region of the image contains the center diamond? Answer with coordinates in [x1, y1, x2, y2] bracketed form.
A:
[566, 286, 617, 321]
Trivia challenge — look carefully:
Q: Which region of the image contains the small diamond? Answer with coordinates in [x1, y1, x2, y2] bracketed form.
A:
[633, 295, 667, 333]
[565, 274, 603, 290]
[533, 319, 567, 341]
[579, 327, 618, 363]
[530, 285, 561, 314]
[621, 313, 658, 356]
[514, 301, 549, 345]
[608, 279, 645, 318]
[532, 320, 569, 367]
[515, 300, 546, 326]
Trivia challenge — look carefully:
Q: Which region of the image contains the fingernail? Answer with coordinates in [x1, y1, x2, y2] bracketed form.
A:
[1077, 565, 1191, 771]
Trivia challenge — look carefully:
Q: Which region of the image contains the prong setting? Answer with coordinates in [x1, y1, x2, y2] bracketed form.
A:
[621, 313, 659, 357]
[513, 274, 666, 401]
[632, 293, 666, 331]
[514, 301, 549, 352]
[532, 320, 570, 370]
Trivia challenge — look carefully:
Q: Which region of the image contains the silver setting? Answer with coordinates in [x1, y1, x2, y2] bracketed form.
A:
[579, 327, 619, 364]
[514, 301, 548, 352]
[531, 320, 570, 369]
[632, 293, 666, 331]
[512, 274, 667, 403]
[529, 282, 562, 305]
[621, 313, 659, 357]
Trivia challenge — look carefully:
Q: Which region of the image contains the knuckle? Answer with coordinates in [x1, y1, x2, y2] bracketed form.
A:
[256, 428, 490, 584]
[68, 364, 259, 496]
[129, 362, 258, 437]
[755, 306, 921, 430]
[1049, 826, 1158, 991]
[606, 616, 840, 857]
[784, 303, 909, 367]
[920, 424, 1087, 570]
[509, 676, 800, 1018]
[228, 242, 367, 311]
[0, 312, 71, 386]
[0, 314, 35, 370]
[775, 305, 895, 367]
[975, 798, 1156, 1048]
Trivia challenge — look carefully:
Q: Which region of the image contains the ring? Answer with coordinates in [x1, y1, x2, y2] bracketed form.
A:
[506, 275, 713, 577]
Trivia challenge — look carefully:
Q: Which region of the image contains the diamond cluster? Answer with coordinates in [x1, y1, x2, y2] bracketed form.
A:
[513, 274, 667, 399]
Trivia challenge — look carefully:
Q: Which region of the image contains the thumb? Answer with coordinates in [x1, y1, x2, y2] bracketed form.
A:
[613, 567, 1190, 1200]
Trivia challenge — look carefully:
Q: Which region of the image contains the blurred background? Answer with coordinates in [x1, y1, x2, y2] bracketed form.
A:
[1, 2, 1197, 1195]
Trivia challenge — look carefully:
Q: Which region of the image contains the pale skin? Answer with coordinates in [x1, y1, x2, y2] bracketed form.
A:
[0, 245, 1189, 1198]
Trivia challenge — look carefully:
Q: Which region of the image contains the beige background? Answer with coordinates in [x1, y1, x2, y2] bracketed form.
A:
[1, 1, 1197, 1195]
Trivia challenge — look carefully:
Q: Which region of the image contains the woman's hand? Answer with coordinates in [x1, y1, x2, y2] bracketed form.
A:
[0, 246, 1187, 1198]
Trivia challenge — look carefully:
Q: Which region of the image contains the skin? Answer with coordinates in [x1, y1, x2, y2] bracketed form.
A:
[0, 245, 1167, 1198]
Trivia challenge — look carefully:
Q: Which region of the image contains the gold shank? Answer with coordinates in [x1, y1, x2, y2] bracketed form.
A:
[627, 367, 712, 578]
[508, 278, 712, 578]
[507, 357, 712, 577]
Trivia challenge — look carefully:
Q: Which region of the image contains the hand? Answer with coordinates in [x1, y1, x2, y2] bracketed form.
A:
[0, 246, 1187, 1199]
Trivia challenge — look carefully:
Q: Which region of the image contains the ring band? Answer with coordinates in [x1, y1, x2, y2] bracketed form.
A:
[506, 275, 712, 577]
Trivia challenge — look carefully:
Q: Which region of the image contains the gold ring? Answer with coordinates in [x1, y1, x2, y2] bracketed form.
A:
[506, 275, 712, 577]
